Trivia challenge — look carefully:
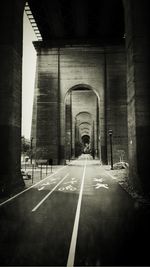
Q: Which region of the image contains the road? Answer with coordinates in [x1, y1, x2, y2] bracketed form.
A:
[0, 159, 150, 266]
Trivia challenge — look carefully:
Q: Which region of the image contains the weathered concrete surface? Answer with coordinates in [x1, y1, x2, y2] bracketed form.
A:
[0, 0, 25, 196]
[106, 47, 128, 164]
[32, 44, 127, 165]
[31, 48, 60, 164]
[124, 0, 150, 192]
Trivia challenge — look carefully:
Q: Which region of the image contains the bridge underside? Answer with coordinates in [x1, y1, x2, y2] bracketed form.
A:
[0, 0, 150, 196]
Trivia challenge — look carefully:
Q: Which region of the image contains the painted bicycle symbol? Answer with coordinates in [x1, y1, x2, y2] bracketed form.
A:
[58, 184, 77, 192]
[93, 177, 109, 190]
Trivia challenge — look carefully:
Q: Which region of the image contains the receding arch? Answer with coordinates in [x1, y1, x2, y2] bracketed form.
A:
[64, 83, 100, 104]
[65, 84, 101, 160]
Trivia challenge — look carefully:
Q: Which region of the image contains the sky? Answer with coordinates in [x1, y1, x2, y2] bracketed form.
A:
[22, 12, 38, 140]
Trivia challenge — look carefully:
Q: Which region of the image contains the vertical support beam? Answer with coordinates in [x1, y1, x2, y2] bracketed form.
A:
[70, 90, 73, 158]
[32, 45, 60, 165]
[103, 49, 108, 164]
[92, 121, 95, 159]
[105, 45, 128, 165]
[0, 0, 25, 196]
[57, 48, 61, 163]
[96, 98, 99, 158]
[74, 118, 77, 157]
[124, 0, 150, 192]
[65, 95, 71, 161]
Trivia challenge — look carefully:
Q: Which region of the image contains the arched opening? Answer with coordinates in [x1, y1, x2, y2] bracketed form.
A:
[81, 135, 91, 154]
[82, 135, 90, 145]
[75, 113, 92, 157]
[65, 85, 100, 160]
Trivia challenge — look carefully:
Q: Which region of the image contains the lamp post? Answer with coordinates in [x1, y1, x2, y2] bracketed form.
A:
[108, 129, 113, 170]
[30, 137, 33, 165]
[67, 142, 70, 162]
[21, 136, 25, 163]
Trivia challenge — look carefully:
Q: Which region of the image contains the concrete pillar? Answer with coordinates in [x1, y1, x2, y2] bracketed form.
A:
[0, 1, 25, 196]
[32, 45, 60, 164]
[64, 96, 71, 161]
[124, 0, 150, 192]
[105, 46, 128, 164]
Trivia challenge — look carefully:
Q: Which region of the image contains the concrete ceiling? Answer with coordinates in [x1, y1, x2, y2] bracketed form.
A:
[28, 0, 124, 45]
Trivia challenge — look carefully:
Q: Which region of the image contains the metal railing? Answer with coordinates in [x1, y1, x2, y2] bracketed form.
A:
[21, 162, 53, 185]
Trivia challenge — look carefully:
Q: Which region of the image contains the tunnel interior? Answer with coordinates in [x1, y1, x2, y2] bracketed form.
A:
[81, 135, 91, 154]
[65, 86, 100, 160]
[82, 135, 90, 145]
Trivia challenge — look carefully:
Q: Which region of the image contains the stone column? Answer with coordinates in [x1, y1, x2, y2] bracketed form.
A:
[32, 44, 60, 165]
[0, 0, 25, 196]
[124, 0, 150, 192]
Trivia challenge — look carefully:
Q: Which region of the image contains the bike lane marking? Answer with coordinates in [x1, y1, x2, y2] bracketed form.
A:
[0, 166, 66, 208]
[31, 173, 69, 212]
[67, 160, 87, 267]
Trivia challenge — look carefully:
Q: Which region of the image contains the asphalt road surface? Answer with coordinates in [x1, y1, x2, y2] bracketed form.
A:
[0, 159, 150, 266]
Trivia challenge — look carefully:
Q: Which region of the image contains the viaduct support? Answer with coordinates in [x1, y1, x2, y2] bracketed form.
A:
[124, 0, 150, 192]
[0, 0, 25, 196]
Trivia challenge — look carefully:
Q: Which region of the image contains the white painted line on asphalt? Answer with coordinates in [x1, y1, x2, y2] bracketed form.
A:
[67, 160, 87, 267]
[0, 166, 66, 208]
[31, 173, 69, 212]
[103, 169, 117, 180]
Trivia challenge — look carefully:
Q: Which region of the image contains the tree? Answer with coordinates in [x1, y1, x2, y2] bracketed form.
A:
[21, 136, 30, 153]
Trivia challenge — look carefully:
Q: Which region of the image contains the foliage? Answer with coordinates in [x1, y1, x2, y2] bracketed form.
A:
[21, 136, 30, 153]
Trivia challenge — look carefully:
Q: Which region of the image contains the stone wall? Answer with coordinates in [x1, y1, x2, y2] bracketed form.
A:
[32, 44, 127, 164]
[31, 48, 60, 164]
[106, 47, 128, 164]
[124, 0, 150, 192]
[0, 0, 25, 195]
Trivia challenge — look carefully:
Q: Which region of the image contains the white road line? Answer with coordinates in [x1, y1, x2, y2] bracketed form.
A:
[31, 173, 69, 212]
[102, 169, 117, 180]
[67, 160, 87, 267]
[0, 166, 66, 208]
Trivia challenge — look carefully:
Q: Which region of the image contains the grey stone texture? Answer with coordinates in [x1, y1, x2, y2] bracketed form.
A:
[0, 0, 25, 196]
[124, 0, 150, 192]
[31, 45, 128, 165]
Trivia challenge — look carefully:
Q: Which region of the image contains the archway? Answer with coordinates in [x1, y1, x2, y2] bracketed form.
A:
[65, 85, 101, 160]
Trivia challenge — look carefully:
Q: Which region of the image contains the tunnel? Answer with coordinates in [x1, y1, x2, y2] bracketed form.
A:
[65, 86, 100, 160]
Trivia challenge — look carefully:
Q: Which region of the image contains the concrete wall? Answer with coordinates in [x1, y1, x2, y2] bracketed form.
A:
[0, 0, 25, 196]
[32, 44, 127, 164]
[59, 47, 105, 162]
[124, 0, 150, 192]
[106, 47, 128, 164]
[31, 48, 60, 164]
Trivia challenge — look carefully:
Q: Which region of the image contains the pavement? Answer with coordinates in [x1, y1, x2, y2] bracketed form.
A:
[0, 159, 150, 266]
